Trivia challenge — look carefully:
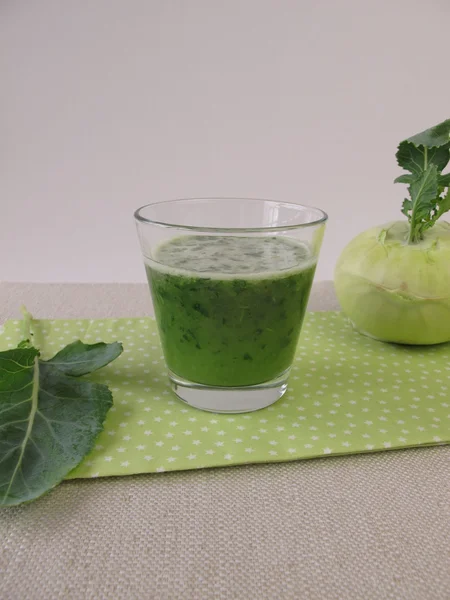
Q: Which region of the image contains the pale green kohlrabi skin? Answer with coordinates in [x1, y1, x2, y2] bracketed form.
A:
[334, 220, 450, 345]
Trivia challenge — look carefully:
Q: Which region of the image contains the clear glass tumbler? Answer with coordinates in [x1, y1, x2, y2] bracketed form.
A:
[135, 198, 327, 413]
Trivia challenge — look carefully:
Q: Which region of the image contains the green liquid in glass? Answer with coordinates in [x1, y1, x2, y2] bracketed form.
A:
[146, 235, 316, 387]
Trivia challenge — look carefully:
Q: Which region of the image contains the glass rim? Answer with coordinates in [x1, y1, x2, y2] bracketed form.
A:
[134, 197, 328, 233]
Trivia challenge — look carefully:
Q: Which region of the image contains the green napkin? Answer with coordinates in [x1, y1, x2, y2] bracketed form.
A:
[1, 312, 448, 478]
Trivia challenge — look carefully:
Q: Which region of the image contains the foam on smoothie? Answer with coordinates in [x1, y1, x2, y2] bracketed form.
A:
[145, 235, 316, 279]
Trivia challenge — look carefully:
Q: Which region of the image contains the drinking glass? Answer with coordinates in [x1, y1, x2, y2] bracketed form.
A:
[135, 198, 327, 413]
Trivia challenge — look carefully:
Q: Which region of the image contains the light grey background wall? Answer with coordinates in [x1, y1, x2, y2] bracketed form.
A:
[2, 0, 449, 283]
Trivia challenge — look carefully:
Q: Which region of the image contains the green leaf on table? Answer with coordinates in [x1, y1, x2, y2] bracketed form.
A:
[46, 340, 123, 377]
[439, 173, 450, 187]
[0, 334, 122, 507]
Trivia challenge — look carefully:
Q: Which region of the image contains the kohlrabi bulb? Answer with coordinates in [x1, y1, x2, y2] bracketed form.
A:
[334, 220, 450, 345]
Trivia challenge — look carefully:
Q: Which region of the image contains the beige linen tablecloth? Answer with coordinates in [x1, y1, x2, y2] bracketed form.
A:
[0, 282, 449, 600]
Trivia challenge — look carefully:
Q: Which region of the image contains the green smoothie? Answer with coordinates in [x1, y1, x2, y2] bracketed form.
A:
[145, 235, 316, 387]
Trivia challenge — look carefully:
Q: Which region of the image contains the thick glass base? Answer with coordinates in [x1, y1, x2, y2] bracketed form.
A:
[169, 369, 290, 413]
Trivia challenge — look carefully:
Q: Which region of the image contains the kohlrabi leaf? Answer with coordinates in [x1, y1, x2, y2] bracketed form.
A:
[395, 119, 450, 243]
[0, 333, 122, 506]
[394, 174, 415, 184]
[396, 119, 450, 176]
[406, 118, 450, 148]
[396, 142, 450, 176]
[401, 198, 413, 218]
[406, 165, 439, 242]
[435, 187, 450, 222]
[46, 340, 123, 377]
[408, 165, 439, 208]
